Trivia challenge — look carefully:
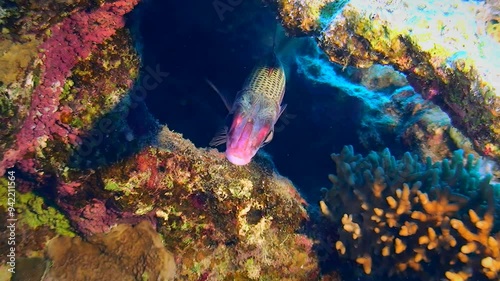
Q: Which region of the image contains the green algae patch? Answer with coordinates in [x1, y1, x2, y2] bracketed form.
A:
[104, 179, 132, 195]
[0, 178, 75, 237]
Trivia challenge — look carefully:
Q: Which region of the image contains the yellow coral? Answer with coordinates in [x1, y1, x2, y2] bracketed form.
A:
[0, 35, 40, 85]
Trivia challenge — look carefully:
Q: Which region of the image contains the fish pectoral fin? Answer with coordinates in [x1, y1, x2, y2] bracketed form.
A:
[205, 78, 233, 112]
[209, 126, 228, 147]
[260, 130, 274, 147]
[277, 104, 287, 120]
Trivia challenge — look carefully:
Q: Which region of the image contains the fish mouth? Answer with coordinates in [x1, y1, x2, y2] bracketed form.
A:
[226, 152, 251, 165]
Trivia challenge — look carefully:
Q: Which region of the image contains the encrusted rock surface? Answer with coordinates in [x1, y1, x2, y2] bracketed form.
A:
[266, 0, 500, 160]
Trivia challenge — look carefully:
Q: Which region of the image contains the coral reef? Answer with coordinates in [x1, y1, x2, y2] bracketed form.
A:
[50, 126, 320, 280]
[320, 146, 499, 280]
[0, 0, 322, 279]
[0, 0, 141, 175]
[267, 0, 500, 161]
[44, 221, 176, 281]
[4, 0, 498, 280]
[0, 35, 39, 86]
[0, 0, 93, 38]
[273, 0, 349, 35]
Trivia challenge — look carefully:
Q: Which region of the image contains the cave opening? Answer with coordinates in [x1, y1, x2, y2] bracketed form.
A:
[128, 0, 365, 202]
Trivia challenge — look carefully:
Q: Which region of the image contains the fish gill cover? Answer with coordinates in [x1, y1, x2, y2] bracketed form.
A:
[0, 0, 498, 280]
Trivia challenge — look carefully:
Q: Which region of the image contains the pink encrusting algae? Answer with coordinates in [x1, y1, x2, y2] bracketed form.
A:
[0, 0, 140, 175]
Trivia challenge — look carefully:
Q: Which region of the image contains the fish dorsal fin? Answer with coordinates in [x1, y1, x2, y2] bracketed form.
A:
[272, 21, 278, 53]
[266, 23, 279, 67]
[205, 78, 233, 112]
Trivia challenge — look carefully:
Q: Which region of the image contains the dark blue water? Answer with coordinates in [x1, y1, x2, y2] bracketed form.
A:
[129, 0, 369, 203]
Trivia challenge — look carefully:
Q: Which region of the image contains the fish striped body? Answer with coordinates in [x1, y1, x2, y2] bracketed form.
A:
[223, 52, 287, 165]
[244, 58, 286, 104]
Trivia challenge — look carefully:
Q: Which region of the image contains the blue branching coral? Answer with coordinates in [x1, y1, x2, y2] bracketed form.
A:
[320, 146, 499, 280]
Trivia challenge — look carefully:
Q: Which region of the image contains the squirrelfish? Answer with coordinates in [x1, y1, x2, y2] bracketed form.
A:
[207, 51, 287, 165]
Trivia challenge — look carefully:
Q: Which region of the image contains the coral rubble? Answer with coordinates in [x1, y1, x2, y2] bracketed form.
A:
[321, 146, 499, 280]
[267, 0, 500, 161]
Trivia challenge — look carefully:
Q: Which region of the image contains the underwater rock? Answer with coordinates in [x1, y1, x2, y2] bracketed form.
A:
[268, 0, 500, 161]
[320, 145, 500, 280]
[295, 48, 479, 163]
[11, 257, 46, 281]
[52, 125, 320, 280]
[44, 221, 176, 281]
[0, 0, 99, 37]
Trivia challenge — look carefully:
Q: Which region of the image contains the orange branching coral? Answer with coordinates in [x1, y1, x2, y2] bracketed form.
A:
[320, 146, 499, 280]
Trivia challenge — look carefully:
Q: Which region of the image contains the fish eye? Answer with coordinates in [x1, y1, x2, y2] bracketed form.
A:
[261, 130, 274, 147]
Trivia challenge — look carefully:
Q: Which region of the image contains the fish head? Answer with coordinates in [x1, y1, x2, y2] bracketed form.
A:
[225, 96, 278, 165]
